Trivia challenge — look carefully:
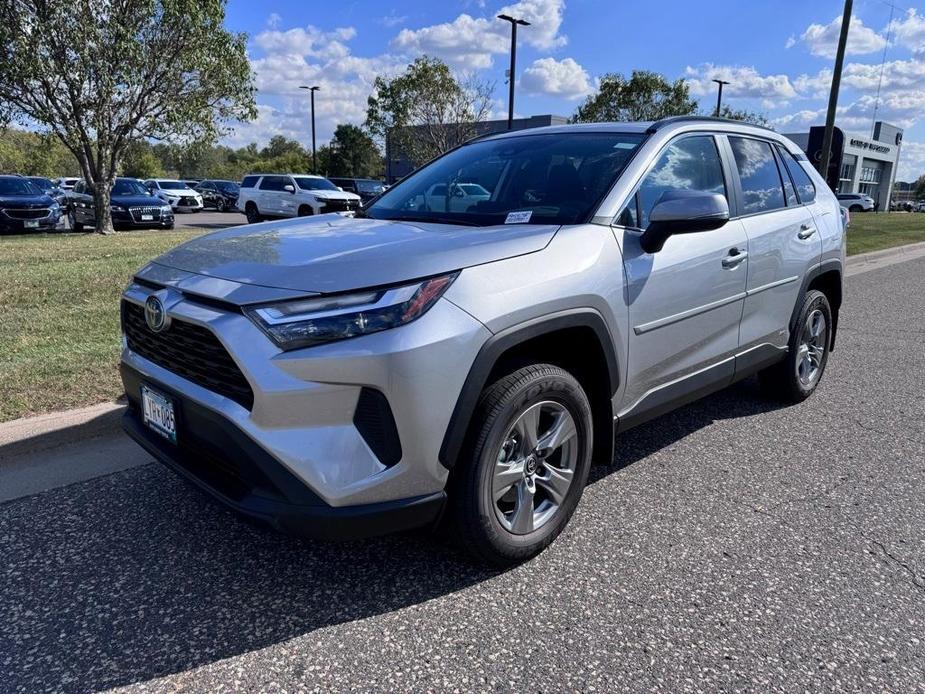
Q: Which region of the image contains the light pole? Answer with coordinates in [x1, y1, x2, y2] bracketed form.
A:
[498, 14, 530, 130]
[300, 85, 320, 172]
[819, 0, 852, 184]
[712, 79, 730, 117]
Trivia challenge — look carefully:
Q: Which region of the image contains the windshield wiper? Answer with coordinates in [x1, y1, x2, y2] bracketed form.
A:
[383, 214, 481, 227]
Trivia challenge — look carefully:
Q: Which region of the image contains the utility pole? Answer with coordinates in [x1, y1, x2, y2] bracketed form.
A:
[819, 0, 852, 182]
[300, 85, 320, 172]
[498, 14, 530, 130]
[712, 79, 730, 117]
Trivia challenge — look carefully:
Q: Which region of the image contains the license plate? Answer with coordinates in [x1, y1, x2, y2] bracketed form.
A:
[24, 220, 39, 229]
[141, 214, 153, 221]
[142, 386, 177, 443]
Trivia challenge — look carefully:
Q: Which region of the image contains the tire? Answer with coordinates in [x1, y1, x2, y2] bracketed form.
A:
[164, 221, 175, 230]
[216, 198, 226, 212]
[68, 210, 84, 232]
[448, 364, 593, 566]
[245, 202, 262, 224]
[297, 204, 314, 217]
[849, 205, 863, 213]
[759, 289, 832, 404]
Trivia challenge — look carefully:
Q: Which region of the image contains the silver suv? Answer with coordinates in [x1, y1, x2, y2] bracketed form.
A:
[120, 117, 845, 565]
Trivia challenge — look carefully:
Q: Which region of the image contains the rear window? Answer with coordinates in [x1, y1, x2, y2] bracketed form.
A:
[241, 176, 260, 188]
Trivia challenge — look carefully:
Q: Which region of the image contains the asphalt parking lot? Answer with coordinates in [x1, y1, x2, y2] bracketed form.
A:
[1, 256, 923, 693]
[59, 209, 244, 233]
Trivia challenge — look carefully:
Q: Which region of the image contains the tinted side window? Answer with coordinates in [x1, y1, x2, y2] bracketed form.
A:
[632, 135, 727, 229]
[259, 176, 287, 191]
[774, 147, 798, 206]
[73, 181, 84, 194]
[730, 137, 785, 214]
[241, 176, 259, 188]
[780, 150, 816, 203]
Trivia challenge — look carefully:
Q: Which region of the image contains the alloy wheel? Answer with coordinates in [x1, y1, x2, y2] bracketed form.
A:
[491, 401, 579, 535]
[796, 308, 827, 387]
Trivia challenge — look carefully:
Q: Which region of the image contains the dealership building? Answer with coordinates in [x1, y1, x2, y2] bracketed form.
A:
[784, 121, 903, 210]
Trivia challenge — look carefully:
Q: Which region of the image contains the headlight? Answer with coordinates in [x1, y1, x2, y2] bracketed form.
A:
[49, 203, 60, 214]
[160, 205, 173, 213]
[110, 204, 124, 211]
[244, 273, 458, 351]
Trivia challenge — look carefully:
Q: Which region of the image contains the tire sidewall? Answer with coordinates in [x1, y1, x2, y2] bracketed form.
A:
[469, 368, 593, 559]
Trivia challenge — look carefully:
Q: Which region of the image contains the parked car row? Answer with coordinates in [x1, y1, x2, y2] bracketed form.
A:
[0, 174, 65, 233]
[68, 178, 175, 231]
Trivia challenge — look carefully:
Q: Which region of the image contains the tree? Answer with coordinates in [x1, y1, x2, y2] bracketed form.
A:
[0, 127, 79, 176]
[366, 56, 493, 168]
[572, 71, 697, 123]
[914, 174, 925, 199]
[327, 124, 382, 178]
[120, 141, 163, 179]
[0, 0, 256, 233]
[717, 105, 771, 128]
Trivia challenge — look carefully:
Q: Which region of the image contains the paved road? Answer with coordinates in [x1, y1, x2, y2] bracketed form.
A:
[2, 258, 924, 693]
[57, 210, 245, 233]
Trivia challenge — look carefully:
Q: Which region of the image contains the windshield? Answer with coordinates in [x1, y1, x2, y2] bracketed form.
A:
[159, 180, 191, 190]
[112, 179, 149, 196]
[294, 177, 339, 191]
[366, 132, 645, 226]
[0, 178, 42, 196]
[214, 181, 239, 193]
[27, 177, 54, 191]
[357, 180, 385, 194]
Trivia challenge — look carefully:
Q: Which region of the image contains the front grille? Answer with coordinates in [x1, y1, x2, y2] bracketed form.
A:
[319, 199, 358, 214]
[2, 208, 50, 220]
[121, 300, 254, 410]
[177, 197, 197, 207]
[128, 206, 163, 222]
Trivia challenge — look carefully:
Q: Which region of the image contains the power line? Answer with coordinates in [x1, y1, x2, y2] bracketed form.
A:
[870, 0, 898, 136]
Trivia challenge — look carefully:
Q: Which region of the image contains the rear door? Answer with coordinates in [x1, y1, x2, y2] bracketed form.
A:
[725, 135, 821, 357]
[257, 175, 286, 216]
[618, 133, 749, 421]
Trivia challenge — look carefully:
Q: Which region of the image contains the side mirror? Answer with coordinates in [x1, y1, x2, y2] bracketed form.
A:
[284, 184, 295, 193]
[640, 191, 729, 254]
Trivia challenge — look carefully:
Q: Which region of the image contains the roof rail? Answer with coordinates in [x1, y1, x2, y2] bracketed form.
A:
[646, 115, 776, 134]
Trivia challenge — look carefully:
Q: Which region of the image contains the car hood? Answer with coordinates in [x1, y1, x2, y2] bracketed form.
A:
[310, 190, 360, 201]
[161, 189, 199, 197]
[150, 214, 559, 294]
[0, 194, 55, 207]
[113, 195, 166, 206]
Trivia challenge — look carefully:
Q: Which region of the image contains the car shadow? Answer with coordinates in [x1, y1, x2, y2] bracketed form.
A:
[0, 377, 785, 691]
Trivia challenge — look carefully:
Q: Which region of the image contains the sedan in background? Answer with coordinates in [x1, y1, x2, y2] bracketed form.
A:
[25, 176, 68, 207]
[194, 179, 240, 212]
[143, 179, 204, 212]
[0, 175, 63, 233]
[56, 177, 80, 191]
[68, 178, 174, 231]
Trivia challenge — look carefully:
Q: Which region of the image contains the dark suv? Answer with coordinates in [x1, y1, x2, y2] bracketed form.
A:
[329, 177, 386, 205]
[194, 180, 240, 211]
[68, 178, 174, 231]
[0, 175, 63, 233]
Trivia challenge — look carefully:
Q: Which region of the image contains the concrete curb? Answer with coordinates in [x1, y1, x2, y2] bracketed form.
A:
[846, 240, 925, 277]
[0, 401, 126, 461]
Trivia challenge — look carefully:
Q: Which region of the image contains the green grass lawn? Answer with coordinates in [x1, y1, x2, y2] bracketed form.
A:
[847, 212, 925, 255]
[1, 213, 924, 423]
[0, 230, 203, 422]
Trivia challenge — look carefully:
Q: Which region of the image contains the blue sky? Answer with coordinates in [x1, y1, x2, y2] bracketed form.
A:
[225, 0, 925, 180]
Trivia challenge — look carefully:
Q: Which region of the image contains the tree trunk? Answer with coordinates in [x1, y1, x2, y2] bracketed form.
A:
[92, 179, 114, 235]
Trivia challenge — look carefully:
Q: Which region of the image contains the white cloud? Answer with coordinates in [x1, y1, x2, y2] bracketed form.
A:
[896, 140, 925, 181]
[521, 57, 592, 99]
[390, 0, 566, 69]
[254, 26, 358, 62]
[793, 15, 887, 58]
[684, 64, 797, 100]
[889, 9, 925, 54]
[378, 12, 407, 29]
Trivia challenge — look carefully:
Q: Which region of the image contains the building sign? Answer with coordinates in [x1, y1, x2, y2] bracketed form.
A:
[849, 138, 891, 155]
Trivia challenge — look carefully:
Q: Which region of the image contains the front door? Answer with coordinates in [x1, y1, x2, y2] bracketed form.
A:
[617, 134, 748, 421]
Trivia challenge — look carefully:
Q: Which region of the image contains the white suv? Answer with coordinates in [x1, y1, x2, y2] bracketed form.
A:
[143, 179, 204, 213]
[237, 174, 362, 223]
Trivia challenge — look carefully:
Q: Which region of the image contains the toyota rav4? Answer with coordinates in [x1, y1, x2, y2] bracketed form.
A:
[120, 118, 845, 565]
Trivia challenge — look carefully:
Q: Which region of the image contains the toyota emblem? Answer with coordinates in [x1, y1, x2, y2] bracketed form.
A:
[144, 294, 170, 333]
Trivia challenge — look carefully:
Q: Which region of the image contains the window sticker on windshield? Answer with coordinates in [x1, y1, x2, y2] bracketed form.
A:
[614, 142, 636, 149]
[505, 210, 533, 224]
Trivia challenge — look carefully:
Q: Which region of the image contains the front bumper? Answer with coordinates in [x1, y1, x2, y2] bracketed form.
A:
[120, 269, 490, 515]
[164, 197, 203, 211]
[0, 212, 60, 233]
[112, 208, 174, 228]
[122, 364, 445, 538]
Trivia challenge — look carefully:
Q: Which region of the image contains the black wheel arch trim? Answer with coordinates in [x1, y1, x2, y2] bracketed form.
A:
[439, 308, 620, 470]
[791, 259, 842, 351]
